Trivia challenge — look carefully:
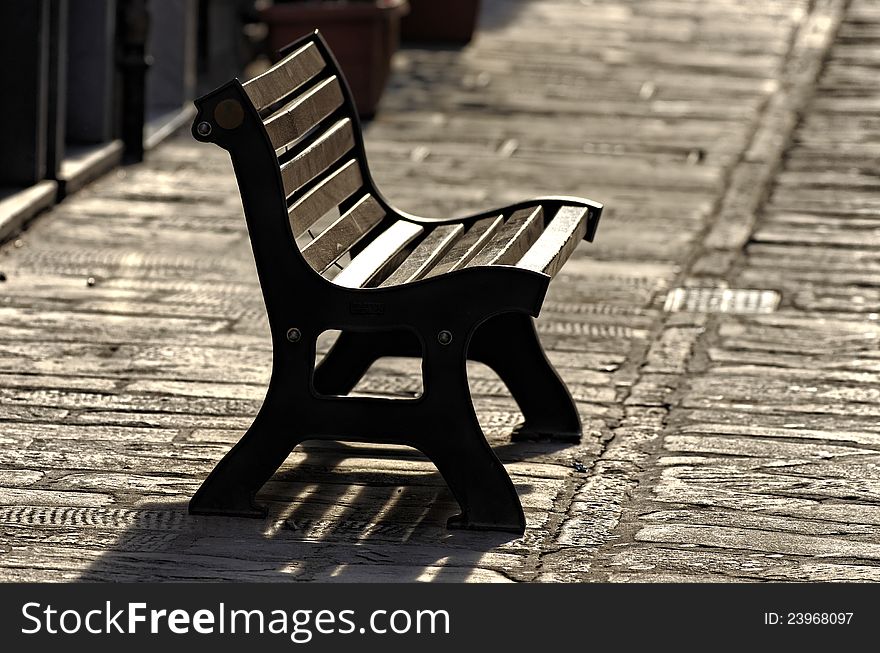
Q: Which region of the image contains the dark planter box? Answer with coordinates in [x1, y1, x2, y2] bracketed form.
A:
[261, 0, 408, 117]
[401, 0, 480, 44]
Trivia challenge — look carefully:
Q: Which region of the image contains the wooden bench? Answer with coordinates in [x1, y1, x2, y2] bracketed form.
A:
[188, 31, 603, 533]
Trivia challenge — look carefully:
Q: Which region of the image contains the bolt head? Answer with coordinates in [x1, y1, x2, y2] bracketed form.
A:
[286, 327, 302, 343]
[196, 121, 212, 137]
[438, 330, 453, 346]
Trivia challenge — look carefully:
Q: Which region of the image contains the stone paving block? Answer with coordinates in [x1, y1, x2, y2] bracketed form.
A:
[0, 0, 871, 582]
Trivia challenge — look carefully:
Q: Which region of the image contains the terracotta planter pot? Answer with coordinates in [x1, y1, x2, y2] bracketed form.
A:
[260, 0, 409, 117]
[402, 0, 480, 44]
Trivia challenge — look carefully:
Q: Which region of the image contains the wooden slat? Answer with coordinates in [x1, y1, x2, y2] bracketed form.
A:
[516, 206, 588, 276]
[424, 215, 504, 277]
[242, 41, 325, 111]
[280, 119, 355, 198]
[333, 221, 424, 288]
[263, 77, 344, 152]
[288, 159, 363, 238]
[380, 224, 464, 286]
[467, 206, 544, 267]
[302, 195, 385, 272]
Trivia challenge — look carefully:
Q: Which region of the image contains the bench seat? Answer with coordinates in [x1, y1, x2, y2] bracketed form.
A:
[313, 201, 597, 289]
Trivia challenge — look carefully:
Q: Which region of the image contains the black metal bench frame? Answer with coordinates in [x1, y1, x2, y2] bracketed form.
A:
[188, 32, 602, 533]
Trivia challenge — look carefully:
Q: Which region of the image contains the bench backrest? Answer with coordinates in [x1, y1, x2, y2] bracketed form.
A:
[192, 32, 398, 296]
[191, 31, 602, 315]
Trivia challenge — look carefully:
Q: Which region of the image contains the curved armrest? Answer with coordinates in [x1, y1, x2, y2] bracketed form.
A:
[392, 196, 603, 243]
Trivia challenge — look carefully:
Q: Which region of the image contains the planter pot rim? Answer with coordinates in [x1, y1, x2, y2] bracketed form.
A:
[262, 0, 409, 21]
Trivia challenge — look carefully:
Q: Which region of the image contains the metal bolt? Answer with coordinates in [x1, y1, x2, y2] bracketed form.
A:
[437, 330, 453, 346]
[286, 327, 302, 343]
[196, 121, 212, 137]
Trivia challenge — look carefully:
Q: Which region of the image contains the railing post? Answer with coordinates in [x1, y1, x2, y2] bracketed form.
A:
[0, 0, 51, 187]
[116, 0, 151, 163]
[46, 0, 69, 180]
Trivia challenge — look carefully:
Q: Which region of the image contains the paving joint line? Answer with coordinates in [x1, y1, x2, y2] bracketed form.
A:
[535, 0, 850, 580]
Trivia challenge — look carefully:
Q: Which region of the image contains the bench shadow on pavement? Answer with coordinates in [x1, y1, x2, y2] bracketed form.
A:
[76, 437, 568, 583]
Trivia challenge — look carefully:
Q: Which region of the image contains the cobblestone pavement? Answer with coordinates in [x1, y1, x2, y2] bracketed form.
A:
[0, 0, 876, 581]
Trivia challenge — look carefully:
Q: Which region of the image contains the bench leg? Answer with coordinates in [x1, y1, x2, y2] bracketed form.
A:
[424, 419, 526, 533]
[189, 392, 302, 518]
[192, 340, 526, 531]
[313, 330, 420, 396]
[422, 348, 526, 533]
[469, 313, 582, 442]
